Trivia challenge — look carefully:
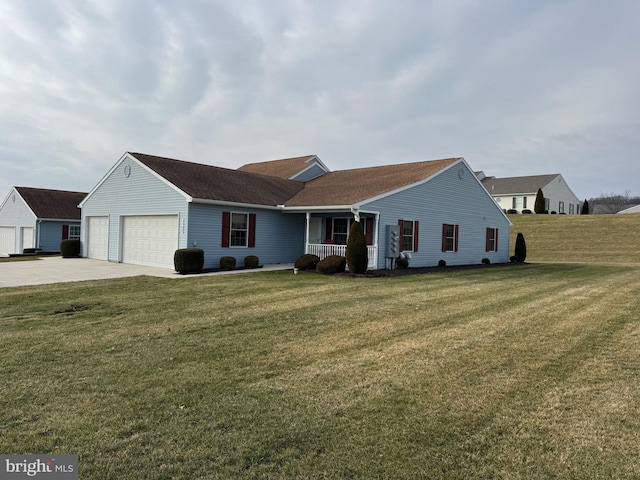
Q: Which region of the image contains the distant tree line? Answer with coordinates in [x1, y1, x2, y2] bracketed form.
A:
[587, 190, 640, 214]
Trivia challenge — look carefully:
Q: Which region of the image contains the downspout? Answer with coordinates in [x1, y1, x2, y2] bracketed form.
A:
[374, 212, 380, 269]
[305, 212, 310, 254]
[36, 219, 41, 249]
[350, 207, 360, 222]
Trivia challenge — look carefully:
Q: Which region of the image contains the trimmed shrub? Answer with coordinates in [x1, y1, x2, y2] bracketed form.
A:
[510, 255, 518, 262]
[295, 254, 320, 270]
[522, 209, 533, 214]
[244, 255, 259, 269]
[396, 256, 409, 269]
[581, 199, 590, 215]
[220, 256, 236, 271]
[534, 188, 546, 214]
[174, 248, 204, 274]
[514, 232, 527, 262]
[507, 209, 519, 214]
[481, 258, 491, 265]
[346, 221, 368, 274]
[316, 255, 346, 275]
[438, 259, 447, 267]
[60, 239, 80, 258]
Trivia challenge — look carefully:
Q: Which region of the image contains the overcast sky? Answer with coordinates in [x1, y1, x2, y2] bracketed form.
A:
[1, 0, 638, 201]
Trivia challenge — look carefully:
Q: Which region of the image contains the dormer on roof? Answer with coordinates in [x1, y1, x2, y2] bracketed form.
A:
[238, 155, 330, 182]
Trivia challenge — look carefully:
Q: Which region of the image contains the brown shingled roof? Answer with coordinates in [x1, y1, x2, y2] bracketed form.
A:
[238, 155, 319, 179]
[130, 153, 305, 206]
[285, 158, 461, 206]
[15, 187, 86, 220]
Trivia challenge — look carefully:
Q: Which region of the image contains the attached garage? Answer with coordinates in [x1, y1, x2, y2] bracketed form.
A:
[86, 216, 108, 260]
[121, 215, 178, 268]
[0, 226, 16, 254]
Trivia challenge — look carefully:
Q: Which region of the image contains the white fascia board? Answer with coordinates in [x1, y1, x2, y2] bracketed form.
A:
[79, 152, 192, 207]
[307, 155, 331, 172]
[0, 187, 17, 212]
[279, 205, 355, 213]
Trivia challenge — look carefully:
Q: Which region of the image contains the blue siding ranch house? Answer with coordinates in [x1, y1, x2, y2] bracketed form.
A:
[0, 187, 86, 255]
[79, 152, 511, 270]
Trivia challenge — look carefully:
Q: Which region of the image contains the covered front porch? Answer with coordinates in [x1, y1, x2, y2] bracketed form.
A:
[301, 210, 379, 270]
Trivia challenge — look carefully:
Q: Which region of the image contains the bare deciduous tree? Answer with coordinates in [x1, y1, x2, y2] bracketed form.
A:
[595, 190, 631, 214]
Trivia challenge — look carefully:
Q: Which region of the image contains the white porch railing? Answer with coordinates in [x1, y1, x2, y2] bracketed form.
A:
[306, 244, 377, 269]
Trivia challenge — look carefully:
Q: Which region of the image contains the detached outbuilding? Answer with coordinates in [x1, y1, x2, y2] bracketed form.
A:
[79, 152, 511, 270]
[0, 187, 86, 255]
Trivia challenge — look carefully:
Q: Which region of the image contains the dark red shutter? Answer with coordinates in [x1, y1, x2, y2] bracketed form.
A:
[398, 219, 404, 251]
[413, 221, 419, 252]
[495, 228, 498, 251]
[325, 219, 332, 242]
[454, 225, 459, 252]
[442, 224, 447, 252]
[62, 225, 69, 240]
[365, 218, 374, 245]
[485, 228, 490, 252]
[248, 214, 256, 247]
[221, 212, 230, 247]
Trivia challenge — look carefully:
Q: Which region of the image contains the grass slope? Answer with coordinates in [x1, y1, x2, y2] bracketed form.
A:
[509, 213, 640, 264]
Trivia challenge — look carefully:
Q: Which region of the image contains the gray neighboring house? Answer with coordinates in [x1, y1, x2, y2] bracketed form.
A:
[477, 172, 582, 214]
[617, 205, 640, 214]
[0, 187, 86, 255]
[79, 152, 512, 270]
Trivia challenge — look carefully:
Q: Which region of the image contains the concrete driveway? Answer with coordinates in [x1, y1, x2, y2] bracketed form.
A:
[0, 256, 294, 288]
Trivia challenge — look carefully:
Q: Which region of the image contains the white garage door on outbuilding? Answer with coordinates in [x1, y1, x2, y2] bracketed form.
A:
[121, 215, 178, 268]
[86, 216, 108, 260]
[0, 226, 16, 254]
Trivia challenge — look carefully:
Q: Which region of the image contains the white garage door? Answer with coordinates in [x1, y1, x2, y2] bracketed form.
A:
[122, 215, 178, 268]
[0, 227, 16, 254]
[21, 227, 34, 252]
[87, 216, 108, 260]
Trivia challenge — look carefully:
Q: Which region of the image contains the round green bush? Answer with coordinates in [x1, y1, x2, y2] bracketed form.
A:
[174, 248, 204, 274]
[220, 256, 236, 271]
[316, 255, 346, 275]
[481, 257, 491, 265]
[438, 259, 447, 267]
[244, 255, 259, 269]
[60, 239, 80, 258]
[294, 254, 320, 270]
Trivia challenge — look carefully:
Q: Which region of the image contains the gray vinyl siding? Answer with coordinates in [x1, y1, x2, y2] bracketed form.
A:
[292, 164, 327, 182]
[188, 203, 305, 268]
[81, 156, 188, 261]
[363, 163, 511, 267]
[39, 220, 80, 251]
[0, 189, 36, 253]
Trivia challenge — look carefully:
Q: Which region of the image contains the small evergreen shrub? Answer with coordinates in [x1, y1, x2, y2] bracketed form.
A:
[438, 259, 447, 267]
[294, 254, 320, 270]
[395, 256, 409, 269]
[316, 255, 346, 275]
[510, 255, 518, 263]
[514, 232, 527, 262]
[346, 221, 368, 274]
[174, 248, 204, 274]
[481, 258, 491, 265]
[220, 256, 236, 271]
[507, 209, 519, 214]
[522, 209, 533, 214]
[244, 255, 259, 269]
[60, 239, 80, 258]
[534, 188, 546, 214]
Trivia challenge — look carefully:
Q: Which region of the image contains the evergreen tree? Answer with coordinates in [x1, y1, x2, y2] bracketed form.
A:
[346, 221, 368, 274]
[514, 232, 527, 262]
[581, 199, 590, 215]
[534, 188, 546, 214]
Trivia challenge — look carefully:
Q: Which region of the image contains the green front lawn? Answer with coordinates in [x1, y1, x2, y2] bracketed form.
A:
[2, 264, 639, 479]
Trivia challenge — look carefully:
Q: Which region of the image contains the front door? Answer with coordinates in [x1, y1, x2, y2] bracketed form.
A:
[309, 217, 322, 244]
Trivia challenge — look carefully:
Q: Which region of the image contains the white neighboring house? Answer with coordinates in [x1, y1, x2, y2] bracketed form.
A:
[477, 172, 582, 214]
[617, 204, 640, 214]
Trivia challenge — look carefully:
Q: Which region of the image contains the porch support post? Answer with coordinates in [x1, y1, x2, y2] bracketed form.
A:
[304, 211, 311, 254]
[374, 212, 380, 269]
